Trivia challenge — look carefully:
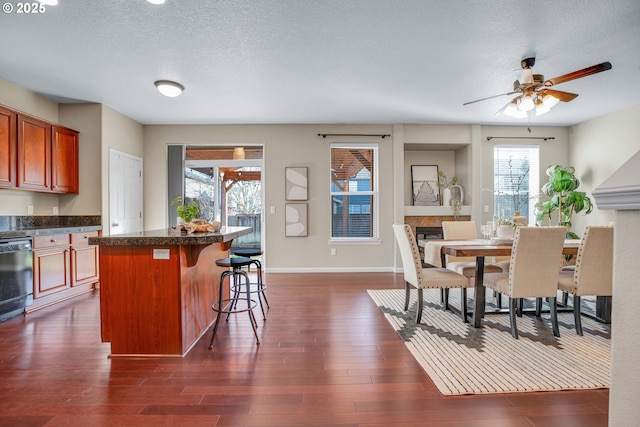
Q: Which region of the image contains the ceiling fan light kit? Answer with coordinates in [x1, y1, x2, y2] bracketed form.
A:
[466, 57, 612, 119]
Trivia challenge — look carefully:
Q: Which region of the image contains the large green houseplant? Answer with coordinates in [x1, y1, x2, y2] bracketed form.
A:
[535, 165, 593, 239]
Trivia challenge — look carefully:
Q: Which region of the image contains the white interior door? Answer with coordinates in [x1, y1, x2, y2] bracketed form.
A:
[109, 149, 143, 235]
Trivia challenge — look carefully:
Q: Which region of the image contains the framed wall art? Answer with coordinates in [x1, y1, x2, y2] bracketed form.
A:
[285, 203, 308, 237]
[411, 165, 440, 206]
[285, 166, 308, 201]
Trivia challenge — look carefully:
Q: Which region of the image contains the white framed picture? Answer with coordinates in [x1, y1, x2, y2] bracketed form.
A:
[285, 167, 308, 200]
[411, 165, 440, 206]
[285, 203, 308, 237]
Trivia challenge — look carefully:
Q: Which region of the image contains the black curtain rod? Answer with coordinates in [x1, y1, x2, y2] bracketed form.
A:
[318, 133, 391, 139]
[487, 136, 555, 141]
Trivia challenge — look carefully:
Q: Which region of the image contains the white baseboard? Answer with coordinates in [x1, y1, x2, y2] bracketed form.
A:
[264, 266, 395, 274]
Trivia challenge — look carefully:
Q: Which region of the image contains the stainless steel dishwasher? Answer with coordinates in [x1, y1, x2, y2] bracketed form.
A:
[0, 238, 33, 322]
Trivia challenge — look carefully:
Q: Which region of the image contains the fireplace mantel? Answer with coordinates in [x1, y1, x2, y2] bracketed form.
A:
[404, 205, 472, 217]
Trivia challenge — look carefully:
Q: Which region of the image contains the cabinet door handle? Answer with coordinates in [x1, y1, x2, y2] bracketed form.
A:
[50, 239, 56, 243]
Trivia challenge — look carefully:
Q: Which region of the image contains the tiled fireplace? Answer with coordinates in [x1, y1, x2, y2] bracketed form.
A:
[404, 214, 471, 263]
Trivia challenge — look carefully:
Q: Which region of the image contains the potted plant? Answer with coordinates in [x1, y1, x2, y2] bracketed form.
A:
[436, 171, 462, 215]
[171, 197, 200, 224]
[535, 165, 593, 239]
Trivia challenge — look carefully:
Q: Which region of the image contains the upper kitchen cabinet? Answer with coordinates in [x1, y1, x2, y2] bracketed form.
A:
[17, 114, 51, 191]
[51, 125, 79, 194]
[0, 105, 17, 188]
[11, 111, 79, 194]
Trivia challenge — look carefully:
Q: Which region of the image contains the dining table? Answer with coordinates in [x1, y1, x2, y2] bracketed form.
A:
[417, 238, 603, 328]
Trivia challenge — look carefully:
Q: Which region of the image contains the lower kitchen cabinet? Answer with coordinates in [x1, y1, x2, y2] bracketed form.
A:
[27, 230, 100, 312]
[71, 231, 99, 287]
[33, 233, 71, 298]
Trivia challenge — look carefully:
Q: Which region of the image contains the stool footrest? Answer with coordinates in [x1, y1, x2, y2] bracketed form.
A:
[212, 298, 257, 314]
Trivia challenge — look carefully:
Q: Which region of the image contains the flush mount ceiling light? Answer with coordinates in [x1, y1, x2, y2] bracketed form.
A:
[146, 0, 166, 4]
[154, 80, 184, 97]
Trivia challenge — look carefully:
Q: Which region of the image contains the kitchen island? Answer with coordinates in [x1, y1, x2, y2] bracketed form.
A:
[88, 226, 252, 357]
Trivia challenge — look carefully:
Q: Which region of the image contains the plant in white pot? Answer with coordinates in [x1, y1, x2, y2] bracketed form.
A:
[171, 197, 200, 224]
[436, 171, 462, 218]
[535, 165, 593, 239]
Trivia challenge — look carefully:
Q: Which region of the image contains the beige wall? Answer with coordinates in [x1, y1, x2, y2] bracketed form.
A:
[0, 77, 58, 122]
[568, 104, 640, 427]
[58, 103, 103, 215]
[569, 104, 640, 235]
[143, 124, 395, 271]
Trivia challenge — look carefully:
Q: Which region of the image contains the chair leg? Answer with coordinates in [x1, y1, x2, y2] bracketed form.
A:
[508, 297, 519, 339]
[404, 281, 411, 311]
[573, 295, 583, 336]
[516, 298, 524, 317]
[443, 288, 450, 310]
[535, 297, 542, 317]
[549, 296, 560, 337]
[562, 291, 569, 306]
[460, 288, 468, 323]
[415, 288, 424, 324]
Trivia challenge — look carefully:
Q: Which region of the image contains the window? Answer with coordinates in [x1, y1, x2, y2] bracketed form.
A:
[330, 144, 378, 241]
[493, 145, 539, 224]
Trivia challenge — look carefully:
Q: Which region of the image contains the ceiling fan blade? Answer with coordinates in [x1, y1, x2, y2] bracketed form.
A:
[463, 90, 520, 106]
[541, 89, 579, 102]
[543, 61, 612, 87]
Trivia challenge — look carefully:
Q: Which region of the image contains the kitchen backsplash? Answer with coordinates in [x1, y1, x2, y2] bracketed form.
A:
[0, 216, 102, 231]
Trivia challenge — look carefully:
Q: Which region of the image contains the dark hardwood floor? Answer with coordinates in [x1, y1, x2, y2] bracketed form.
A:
[0, 272, 608, 426]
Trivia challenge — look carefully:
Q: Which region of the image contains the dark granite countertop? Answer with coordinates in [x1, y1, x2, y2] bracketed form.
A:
[0, 215, 102, 240]
[88, 226, 252, 246]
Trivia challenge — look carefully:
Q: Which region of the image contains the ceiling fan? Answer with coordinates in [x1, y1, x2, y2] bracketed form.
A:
[464, 57, 612, 117]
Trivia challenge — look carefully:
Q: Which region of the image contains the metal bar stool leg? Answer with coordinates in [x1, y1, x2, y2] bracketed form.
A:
[250, 260, 267, 319]
[209, 271, 230, 348]
[239, 270, 260, 340]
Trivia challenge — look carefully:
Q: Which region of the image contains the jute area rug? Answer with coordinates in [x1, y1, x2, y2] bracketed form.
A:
[367, 288, 611, 396]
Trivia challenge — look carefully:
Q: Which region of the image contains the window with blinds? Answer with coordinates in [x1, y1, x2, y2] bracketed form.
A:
[493, 145, 540, 224]
[330, 144, 378, 240]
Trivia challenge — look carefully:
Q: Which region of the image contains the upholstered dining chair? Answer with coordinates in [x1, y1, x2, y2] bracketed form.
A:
[393, 224, 469, 324]
[558, 226, 613, 335]
[483, 226, 566, 339]
[441, 221, 504, 276]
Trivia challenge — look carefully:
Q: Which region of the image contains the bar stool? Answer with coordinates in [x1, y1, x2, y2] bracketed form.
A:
[209, 257, 260, 348]
[231, 248, 269, 319]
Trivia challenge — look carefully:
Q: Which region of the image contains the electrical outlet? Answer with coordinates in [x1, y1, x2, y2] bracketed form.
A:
[330, 248, 336, 256]
[153, 249, 171, 260]
[53, 207, 59, 215]
[27, 205, 34, 215]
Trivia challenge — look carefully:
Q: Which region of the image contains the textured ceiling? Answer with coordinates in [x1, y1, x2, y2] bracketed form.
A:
[1, 0, 639, 126]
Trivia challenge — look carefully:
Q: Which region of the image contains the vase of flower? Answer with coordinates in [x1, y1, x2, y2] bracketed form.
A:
[441, 187, 452, 206]
[496, 224, 515, 239]
[510, 211, 527, 226]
